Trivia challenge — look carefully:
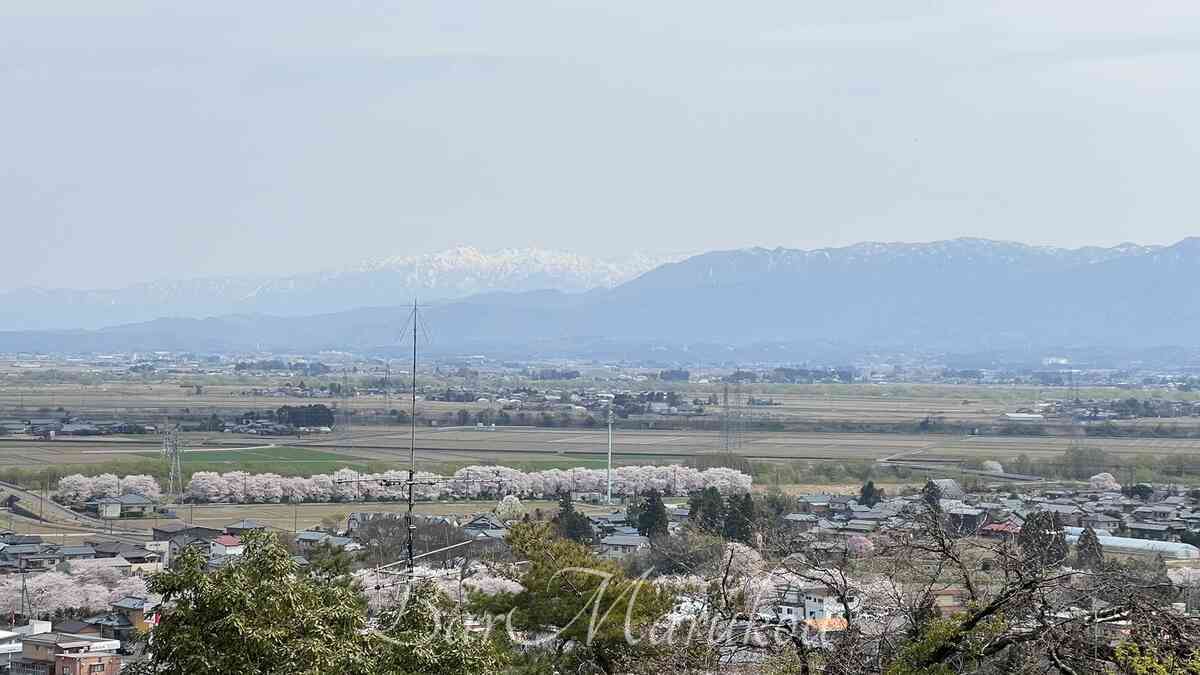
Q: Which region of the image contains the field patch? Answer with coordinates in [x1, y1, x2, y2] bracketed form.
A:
[133, 446, 374, 476]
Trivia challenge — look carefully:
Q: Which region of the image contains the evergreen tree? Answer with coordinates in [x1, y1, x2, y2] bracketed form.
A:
[722, 493, 755, 544]
[636, 489, 669, 539]
[555, 492, 594, 543]
[860, 480, 881, 507]
[1017, 510, 1068, 569]
[688, 486, 726, 533]
[1075, 525, 1105, 570]
[921, 480, 943, 512]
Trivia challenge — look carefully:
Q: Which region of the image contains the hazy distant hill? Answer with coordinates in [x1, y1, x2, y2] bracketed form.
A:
[0, 247, 678, 331]
[2, 238, 1198, 359]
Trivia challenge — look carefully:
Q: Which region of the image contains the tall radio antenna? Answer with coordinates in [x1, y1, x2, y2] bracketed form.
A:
[406, 300, 419, 573]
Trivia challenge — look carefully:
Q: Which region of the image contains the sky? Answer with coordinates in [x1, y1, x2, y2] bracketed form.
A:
[3, 1, 1200, 290]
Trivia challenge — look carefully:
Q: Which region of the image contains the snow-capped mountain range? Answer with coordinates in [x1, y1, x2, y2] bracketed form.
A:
[4, 237, 1199, 360]
[0, 247, 685, 331]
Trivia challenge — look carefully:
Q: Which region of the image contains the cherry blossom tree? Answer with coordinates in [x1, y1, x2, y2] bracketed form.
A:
[846, 534, 875, 558]
[495, 495, 523, 521]
[91, 473, 120, 499]
[1089, 472, 1122, 492]
[55, 474, 94, 504]
[121, 474, 162, 501]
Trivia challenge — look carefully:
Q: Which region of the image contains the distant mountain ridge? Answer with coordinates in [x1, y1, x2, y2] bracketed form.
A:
[1, 237, 1197, 360]
[0, 247, 682, 331]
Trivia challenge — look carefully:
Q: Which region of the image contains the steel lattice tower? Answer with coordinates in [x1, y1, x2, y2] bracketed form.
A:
[161, 426, 183, 501]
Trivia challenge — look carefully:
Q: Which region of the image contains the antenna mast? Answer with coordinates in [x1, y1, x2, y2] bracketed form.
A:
[406, 299, 418, 574]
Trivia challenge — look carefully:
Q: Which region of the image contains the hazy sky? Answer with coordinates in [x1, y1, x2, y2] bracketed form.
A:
[4, 2, 1200, 290]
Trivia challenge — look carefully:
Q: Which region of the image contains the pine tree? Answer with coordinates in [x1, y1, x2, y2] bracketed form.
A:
[688, 486, 726, 534]
[860, 480, 881, 507]
[555, 492, 594, 543]
[1017, 510, 1068, 569]
[722, 493, 755, 544]
[1075, 525, 1105, 570]
[922, 480, 943, 512]
[637, 489, 669, 539]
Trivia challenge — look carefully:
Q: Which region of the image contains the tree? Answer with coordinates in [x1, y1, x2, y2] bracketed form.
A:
[688, 486, 725, 533]
[722, 493, 755, 544]
[495, 494, 523, 521]
[470, 522, 671, 674]
[373, 580, 509, 675]
[859, 480, 881, 507]
[1017, 510, 1068, 569]
[1126, 483, 1155, 501]
[921, 479, 943, 512]
[306, 541, 359, 587]
[128, 532, 377, 675]
[636, 489, 668, 539]
[1076, 525, 1105, 571]
[555, 492, 594, 543]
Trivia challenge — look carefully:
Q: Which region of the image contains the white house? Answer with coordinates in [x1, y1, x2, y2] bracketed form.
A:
[210, 535, 244, 557]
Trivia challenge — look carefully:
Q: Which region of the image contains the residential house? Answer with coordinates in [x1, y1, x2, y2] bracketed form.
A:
[294, 530, 330, 549]
[765, 577, 863, 623]
[461, 514, 508, 541]
[1125, 522, 1172, 541]
[109, 596, 155, 632]
[795, 495, 832, 516]
[72, 557, 133, 577]
[151, 522, 221, 542]
[57, 546, 95, 562]
[945, 507, 988, 534]
[596, 534, 648, 560]
[224, 520, 269, 537]
[11, 632, 121, 675]
[210, 535, 244, 557]
[782, 513, 818, 532]
[85, 541, 162, 574]
[89, 494, 154, 519]
[1082, 513, 1122, 531]
[0, 629, 19, 672]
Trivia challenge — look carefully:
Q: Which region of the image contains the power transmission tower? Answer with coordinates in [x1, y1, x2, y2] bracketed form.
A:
[721, 382, 745, 451]
[161, 425, 183, 502]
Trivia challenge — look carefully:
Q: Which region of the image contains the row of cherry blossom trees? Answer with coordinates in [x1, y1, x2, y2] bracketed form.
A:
[55, 473, 162, 504]
[181, 465, 753, 504]
[0, 562, 148, 619]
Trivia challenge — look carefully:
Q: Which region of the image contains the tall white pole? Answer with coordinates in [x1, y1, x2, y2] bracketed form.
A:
[606, 407, 614, 505]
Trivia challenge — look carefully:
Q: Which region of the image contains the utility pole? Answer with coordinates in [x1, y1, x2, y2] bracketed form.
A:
[606, 407, 615, 505]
